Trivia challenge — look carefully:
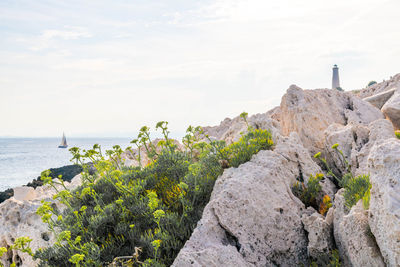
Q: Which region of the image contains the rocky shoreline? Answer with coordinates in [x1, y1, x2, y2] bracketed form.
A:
[0, 164, 84, 203]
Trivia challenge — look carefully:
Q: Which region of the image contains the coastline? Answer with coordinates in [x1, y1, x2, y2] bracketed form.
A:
[0, 164, 85, 203]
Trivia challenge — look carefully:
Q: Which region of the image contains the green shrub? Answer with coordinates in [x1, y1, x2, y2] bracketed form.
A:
[34, 118, 274, 266]
[395, 130, 400, 139]
[343, 174, 371, 209]
[291, 173, 323, 209]
[367, 81, 377, 87]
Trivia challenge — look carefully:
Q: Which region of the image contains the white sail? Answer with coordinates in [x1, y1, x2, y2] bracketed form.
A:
[59, 133, 68, 148]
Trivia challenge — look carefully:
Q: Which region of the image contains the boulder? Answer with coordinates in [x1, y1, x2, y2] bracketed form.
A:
[302, 210, 334, 265]
[382, 90, 400, 130]
[173, 133, 323, 266]
[333, 189, 385, 267]
[367, 138, 400, 266]
[363, 88, 395, 109]
[280, 85, 383, 156]
[357, 73, 400, 99]
[323, 119, 395, 178]
[0, 174, 82, 266]
[202, 113, 281, 145]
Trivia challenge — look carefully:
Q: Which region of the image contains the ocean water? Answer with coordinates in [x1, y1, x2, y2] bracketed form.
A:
[0, 138, 132, 191]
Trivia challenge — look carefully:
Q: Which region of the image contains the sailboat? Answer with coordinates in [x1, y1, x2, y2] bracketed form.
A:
[58, 132, 68, 148]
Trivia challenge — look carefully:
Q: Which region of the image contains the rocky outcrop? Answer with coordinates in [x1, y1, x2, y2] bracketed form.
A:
[363, 88, 395, 109]
[173, 133, 322, 266]
[368, 138, 400, 266]
[382, 90, 400, 130]
[333, 189, 385, 267]
[302, 208, 334, 265]
[0, 175, 82, 266]
[202, 113, 281, 145]
[280, 85, 383, 156]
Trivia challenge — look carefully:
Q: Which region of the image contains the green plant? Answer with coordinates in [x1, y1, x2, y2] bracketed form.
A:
[395, 130, 400, 139]
[291, 173, 323, 209]
[0, 237, 34, 267]
[343, 174, 371, 209]
[367, 81, 377, 87]
[33, 117, 274, 266]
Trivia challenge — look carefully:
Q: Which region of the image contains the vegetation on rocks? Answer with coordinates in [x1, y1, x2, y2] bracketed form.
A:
[28, 115, 273, 266]
[367, 81, 377, 87]
[395, 130, 400, 139]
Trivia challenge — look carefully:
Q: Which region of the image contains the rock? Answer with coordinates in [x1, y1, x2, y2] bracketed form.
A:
[333, 189, 385, 267]
[280, 85, 383, 156]
[367, 138, 400, 266]
[0, 174, 82, 266]
[302, 211, 334, 265]
[173, 133, 323, 266]
[382, 90, 400, 130]
[202, 113, 281, 145]
[13, 187, 37, 201]
[323, 119, 395, 178]
[363, 88, 396, 109]
[357, 73, 400, 99]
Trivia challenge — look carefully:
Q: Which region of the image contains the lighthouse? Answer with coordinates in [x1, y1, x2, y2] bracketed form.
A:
[332, 64, 340, 90]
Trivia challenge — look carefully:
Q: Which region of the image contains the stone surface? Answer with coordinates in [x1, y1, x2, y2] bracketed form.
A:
[302, 211, 334, 265]
[280, 85, 383, 156]
[363, 88, 396, 109]
[202, 112, 281, 145]
[323, 119, 395, 177]
[0, 174, 82, 266]
[356, 73, 400, 99]
[382, 90, 400, 130]
[173, 133, 323, 267]
[333, 189, 385, 267]
[367, 138, 400, 266]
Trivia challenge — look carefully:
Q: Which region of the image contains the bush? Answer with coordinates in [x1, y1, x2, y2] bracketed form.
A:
[343, 174, 371, 209]
[291, 173, 323, 209]
[395, 130, 400, 140]
[34, 118, 274, 266]
[367, 81, 377, 87]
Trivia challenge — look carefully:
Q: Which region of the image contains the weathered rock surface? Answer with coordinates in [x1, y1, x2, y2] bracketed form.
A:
[302, 209, 334, 265]
[363, 88, 396, 109]
[368, 138, 400, 266]
[280, 85, 383, 156]
[173, 133, 323, 266]
[323, 119, 395, 177]
[0, 175, 82, 266]
[202, 112, 281, 145]
[382, 90, 400, 130]
[357, 73, 400, 99]
[333, 189, 385, 267]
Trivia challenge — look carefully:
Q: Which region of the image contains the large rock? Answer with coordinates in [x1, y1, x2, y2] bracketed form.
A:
[357, 73, 400, 99]
[382, 90, 400, 130]
[333, 189, 385, 267]
[173, 133, 322, 266]
[323, 119, 394, 177]
[0, 175, 82, 266]
[367, 138, 400, 266]
[280, 85, 384, 156]
[202, 113, 281, 145]
[363, 88, 396, 109]
[302, 209, 334, 265]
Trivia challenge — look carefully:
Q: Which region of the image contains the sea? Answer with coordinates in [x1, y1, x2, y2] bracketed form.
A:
[0, 138, 132, 191]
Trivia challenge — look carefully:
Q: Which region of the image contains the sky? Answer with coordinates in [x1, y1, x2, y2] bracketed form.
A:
[1, 0, 399, 137]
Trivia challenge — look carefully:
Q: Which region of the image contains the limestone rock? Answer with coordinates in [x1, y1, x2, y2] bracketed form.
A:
[382, 90, 400, 130]
[280, 85, 383, 156]
[202, 112, 281, 145]
[367, 138, 400, 266]
[173, 133, 326, 266]
[363, 88, 396, 109]
[333, 189, 385, 267]
[357, 73, 400, 99]
[302, 211, 334, 265]
[0, 174, 82, 266]
[323, 119, 395, 177]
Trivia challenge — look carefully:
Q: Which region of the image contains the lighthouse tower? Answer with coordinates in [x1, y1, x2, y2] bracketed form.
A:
[332, 64, 340, 89]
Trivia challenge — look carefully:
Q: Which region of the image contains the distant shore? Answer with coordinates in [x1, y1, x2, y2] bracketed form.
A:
[0, 164, 85, 203]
